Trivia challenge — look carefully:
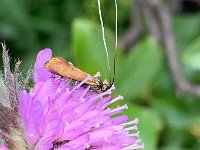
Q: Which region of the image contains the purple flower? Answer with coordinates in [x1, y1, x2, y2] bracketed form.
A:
[0, 145, 8, 150]
[19, 49, 144, 149]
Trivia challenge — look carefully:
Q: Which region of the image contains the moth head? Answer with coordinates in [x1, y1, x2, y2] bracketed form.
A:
[90, 80, 111, 93]
[101, 80, 110, 92]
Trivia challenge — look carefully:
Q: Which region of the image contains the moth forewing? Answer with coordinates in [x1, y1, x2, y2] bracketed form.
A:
[45, 57, 101, 86]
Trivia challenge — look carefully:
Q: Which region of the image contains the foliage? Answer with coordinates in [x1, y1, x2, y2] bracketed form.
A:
[1, 0, 200, 149]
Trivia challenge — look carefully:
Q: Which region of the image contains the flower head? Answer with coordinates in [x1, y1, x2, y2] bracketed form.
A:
[19, 49, 144, 149]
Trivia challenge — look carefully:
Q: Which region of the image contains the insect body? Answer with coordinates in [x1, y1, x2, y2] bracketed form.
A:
[45, 0, 117, 93]
[45, 57, 111, 93]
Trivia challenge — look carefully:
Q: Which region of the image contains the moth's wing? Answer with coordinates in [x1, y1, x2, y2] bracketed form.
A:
[45, 57, 87, 81]
[45, 57, 100, 86]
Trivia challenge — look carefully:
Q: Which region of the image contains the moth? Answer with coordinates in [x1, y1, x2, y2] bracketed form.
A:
[45, 0, 117, 93]
[45, 57, 113, 93]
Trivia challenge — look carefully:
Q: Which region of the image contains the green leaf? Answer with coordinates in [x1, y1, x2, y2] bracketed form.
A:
[174, 14, 200, 51]
[152, 96, 191, 129]
[72, 19, 115, 80]
[116, 37, 162, 101]
[123, 104, 163, 150]
[0, 0, 29, 26]
[182, 37, 200, 71]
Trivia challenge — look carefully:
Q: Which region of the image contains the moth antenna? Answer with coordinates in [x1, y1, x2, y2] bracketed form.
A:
[115, 0, 118, 50]
[112, 0, 118, 85]
[97, 0, 112, 83]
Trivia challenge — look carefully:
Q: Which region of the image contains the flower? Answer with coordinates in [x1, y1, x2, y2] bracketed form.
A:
[0, 145, 8, 150]
[19, 49, 144, 149]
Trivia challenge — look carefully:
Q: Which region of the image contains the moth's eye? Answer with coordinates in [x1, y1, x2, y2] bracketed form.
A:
[102, 84, 108, 91]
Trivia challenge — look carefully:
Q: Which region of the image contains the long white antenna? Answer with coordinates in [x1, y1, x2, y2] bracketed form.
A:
[115, 0, 118, 50]
[97, 0, 111, 73]
[112, 0, 118, 84]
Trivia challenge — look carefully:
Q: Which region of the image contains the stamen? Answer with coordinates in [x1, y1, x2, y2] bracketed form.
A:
[56, 88, 62, 94]
[54, 76, 61, 81]
[136, 138, 142, 143]
[121, 118, 139, 126]
[128, 131, 140, 137]
[65, 88, 70, 93]
[70, 75, 91, 93]
[121, 143, 144, 150]
[110, 84, 116, 90]
[80, 86, 90, 98]
[110, 104, 128, 113]
[94, 72, 101, 78]
[102, 95, 123, 108]
[124, 125, 138, 131]
[110, 95, 123, 104]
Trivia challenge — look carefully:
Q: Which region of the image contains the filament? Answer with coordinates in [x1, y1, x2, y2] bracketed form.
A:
[97, 0, 111, 74]
[97, 0, 118, 84]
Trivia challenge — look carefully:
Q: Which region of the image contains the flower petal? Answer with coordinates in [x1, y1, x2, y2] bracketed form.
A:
[34, 48, 53, 83]
[0, 145, 8, 150]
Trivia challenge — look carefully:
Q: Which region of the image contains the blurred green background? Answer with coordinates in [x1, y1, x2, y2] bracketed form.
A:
[1, 0, 200, 149]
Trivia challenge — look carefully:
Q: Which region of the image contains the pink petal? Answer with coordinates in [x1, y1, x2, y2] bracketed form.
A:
[34, 49, 53, 83]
